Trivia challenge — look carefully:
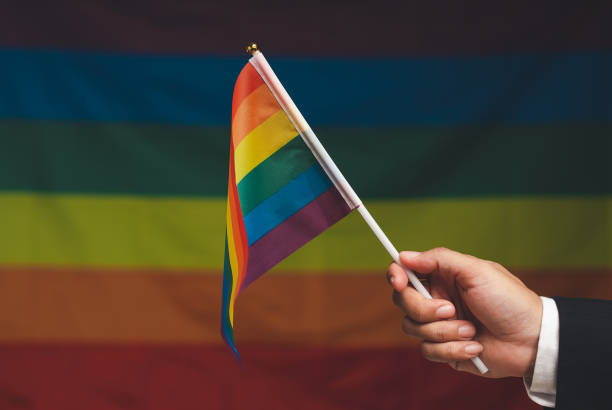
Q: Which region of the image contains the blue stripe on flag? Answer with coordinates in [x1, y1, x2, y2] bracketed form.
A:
[243, 163, 332, 246]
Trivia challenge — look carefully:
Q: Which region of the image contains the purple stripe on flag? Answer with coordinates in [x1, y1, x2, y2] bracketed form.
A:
[241, 187, 352, 290]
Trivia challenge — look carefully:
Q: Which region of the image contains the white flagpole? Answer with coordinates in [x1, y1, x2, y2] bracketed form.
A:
[247, 44, 488, 374]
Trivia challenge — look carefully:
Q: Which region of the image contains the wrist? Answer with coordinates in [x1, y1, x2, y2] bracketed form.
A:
[524, 360, 535, 382]
[522, 292, 543, 377]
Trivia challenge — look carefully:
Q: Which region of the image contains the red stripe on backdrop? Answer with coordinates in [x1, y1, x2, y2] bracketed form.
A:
[1, 2, 610, 56]
[0, 344, 539, 410]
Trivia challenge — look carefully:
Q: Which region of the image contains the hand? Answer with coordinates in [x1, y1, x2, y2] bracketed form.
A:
[387, 247, 543, 378]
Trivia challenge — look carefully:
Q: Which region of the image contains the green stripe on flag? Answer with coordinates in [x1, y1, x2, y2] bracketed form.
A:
[237, 136, 317, 215]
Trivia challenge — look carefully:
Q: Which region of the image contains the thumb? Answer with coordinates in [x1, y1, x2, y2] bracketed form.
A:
[400, 247, 487, 291]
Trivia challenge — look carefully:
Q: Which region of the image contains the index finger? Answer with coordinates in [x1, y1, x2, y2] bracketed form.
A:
[386, 262, 409, 291]
[392, 286, 456, 322]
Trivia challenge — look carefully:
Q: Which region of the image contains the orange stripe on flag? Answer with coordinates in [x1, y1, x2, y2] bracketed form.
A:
[228, 158, 248, 292]
[232, 84, 281, 147]
[226, 149, 248, 319]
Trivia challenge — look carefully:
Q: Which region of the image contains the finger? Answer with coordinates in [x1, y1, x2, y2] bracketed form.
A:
[450, 360, 483, 375]
[421, 341, 483, 363]
[387, 262, 408, 291]
[388, 262, 432, 293]
[392, 286, 455, 322]
[402, 318, 476, 342]
[399, 248, 486, 290]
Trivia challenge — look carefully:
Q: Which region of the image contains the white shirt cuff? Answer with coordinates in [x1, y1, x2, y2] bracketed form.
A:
[523, 296, 559, 407]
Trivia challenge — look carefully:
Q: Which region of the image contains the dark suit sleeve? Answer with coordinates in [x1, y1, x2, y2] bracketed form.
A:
[552, 297, 612, 409]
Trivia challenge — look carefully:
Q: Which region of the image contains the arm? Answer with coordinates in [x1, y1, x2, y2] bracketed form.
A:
[552, 297, 612, 409]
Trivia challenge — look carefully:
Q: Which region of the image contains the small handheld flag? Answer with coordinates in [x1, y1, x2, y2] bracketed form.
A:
[220, 43, 488, 374]
[220, 44, 355, 357]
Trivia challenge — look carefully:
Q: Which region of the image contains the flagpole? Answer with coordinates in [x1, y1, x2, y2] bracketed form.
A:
[246, 43, 488, 374]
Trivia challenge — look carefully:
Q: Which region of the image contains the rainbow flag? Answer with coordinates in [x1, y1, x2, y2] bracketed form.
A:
[221, 62, 354, 355]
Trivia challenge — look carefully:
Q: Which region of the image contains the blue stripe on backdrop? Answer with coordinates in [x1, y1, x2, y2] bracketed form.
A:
[243, 163, 331, 246]
[0, 49, 610, 126]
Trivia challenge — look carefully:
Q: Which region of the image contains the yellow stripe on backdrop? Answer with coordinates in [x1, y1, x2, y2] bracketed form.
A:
[0, 193, 609, 269]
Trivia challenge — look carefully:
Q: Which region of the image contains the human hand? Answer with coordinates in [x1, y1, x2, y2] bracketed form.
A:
[387, 247, 542, 378]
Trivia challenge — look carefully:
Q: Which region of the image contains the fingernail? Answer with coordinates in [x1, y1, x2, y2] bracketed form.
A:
[436, 305, 453, 318]
[458, 325, 475, 338]
[465, 344, 483, 355]
[389, 276, 395, 284]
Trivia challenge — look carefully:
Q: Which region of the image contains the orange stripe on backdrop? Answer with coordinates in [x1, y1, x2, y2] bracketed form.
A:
[232, 84, 280, 147]
[0, 267, 610, 344]
[231, 63, 264, 120]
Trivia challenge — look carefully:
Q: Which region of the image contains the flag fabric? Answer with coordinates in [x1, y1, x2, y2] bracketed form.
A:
[221, 62, 354, 356]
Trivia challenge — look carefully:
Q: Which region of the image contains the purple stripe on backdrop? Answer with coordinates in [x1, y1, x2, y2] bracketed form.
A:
[1, 2, 611, 56]
[242, 187, 352, 290]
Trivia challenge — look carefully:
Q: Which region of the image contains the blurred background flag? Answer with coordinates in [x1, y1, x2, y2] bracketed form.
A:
[222, 59, 353, 356]
[0, 2, 609, 409]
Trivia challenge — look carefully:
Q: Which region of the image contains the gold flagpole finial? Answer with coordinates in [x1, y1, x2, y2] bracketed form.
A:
[246, 43, 259, 55]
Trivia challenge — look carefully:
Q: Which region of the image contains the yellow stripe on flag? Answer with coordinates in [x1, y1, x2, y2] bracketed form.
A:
[234, 109, 298, 182]
[225, 199, 240, 325]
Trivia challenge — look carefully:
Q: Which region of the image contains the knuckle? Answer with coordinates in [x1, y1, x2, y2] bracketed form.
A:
[446, 343, 461, 358]
[430, 325, 447, 342]
[412, 306, 427, 323]
[401, 317, 414, 335]
[431, 246, 449, 255]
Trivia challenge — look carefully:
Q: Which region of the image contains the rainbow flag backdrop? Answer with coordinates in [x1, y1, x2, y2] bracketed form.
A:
[0, 2, 610, 409]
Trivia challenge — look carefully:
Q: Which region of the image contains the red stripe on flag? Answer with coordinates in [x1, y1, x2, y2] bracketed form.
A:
[231, 63, 264, 120]
[227, 149, 248, 291]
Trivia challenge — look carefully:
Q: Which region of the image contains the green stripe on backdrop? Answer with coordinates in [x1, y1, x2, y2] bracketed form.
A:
[1, 121, 609, 198]
[0, 193, 608, 269]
